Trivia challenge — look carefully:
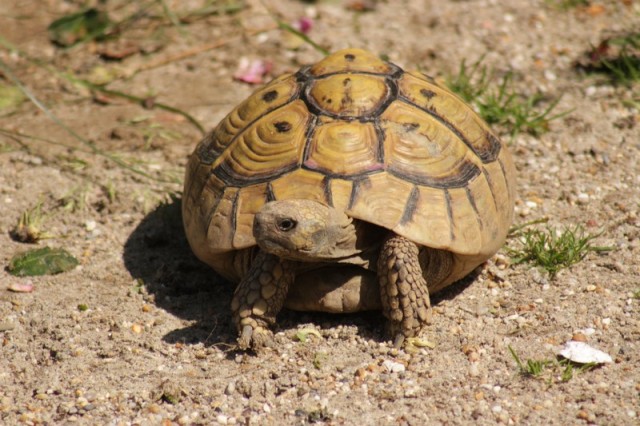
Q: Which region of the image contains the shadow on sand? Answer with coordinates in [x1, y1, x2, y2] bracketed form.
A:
[123, 197, 236, 346]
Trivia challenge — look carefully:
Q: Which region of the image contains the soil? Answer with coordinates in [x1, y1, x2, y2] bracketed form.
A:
[1, 1, 639, 425]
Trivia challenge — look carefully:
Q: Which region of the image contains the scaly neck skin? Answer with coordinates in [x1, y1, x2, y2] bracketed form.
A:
[253, 199, 373, 262]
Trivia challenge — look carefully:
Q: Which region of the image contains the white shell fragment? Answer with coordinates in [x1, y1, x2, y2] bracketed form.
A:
[558, 341, 613, 364]
[382, 359, 406, 373]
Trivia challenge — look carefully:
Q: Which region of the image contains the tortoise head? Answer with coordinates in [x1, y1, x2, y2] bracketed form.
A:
[253, 199, 359, 261]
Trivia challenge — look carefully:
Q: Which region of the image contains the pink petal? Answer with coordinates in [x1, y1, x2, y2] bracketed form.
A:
[233, 58, 273, 84]
[8, 282, 34, 293]
[293, 17, 313, 34]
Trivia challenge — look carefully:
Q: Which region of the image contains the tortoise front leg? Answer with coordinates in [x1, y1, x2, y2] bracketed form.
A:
[231, 250, 295, 349]
[378, 234, 451, 347]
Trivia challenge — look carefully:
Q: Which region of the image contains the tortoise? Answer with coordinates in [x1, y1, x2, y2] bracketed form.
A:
[182, 48, 516, 349]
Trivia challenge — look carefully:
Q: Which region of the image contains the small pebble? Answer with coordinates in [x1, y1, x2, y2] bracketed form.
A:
[577, 193, 589, 204]
[571, 333, 587, 342]
[577, 410, 589, 420]
[382, 360, 406, 373]
[469, 362, 480, 377]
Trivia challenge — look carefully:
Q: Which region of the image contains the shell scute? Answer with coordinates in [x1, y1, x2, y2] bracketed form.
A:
[211, 100, 310, 184]
[304, 118, 381, 176]
[307, 74, 390, 117]
[196, 74, 299, 164]
[308, 48, 393, 76]
[380, 101, 482, 188]
[398, 72, 501, 163]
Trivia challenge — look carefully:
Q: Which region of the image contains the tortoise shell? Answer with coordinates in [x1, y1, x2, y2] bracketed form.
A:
[183, 48, 516, 284]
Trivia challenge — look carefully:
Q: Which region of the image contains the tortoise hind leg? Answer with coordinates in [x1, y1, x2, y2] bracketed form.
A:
[231, 250, 295, 349]
[377, 234, 453, 347]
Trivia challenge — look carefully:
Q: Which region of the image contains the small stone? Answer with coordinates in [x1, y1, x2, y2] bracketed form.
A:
[576, 193, 589, 204]
[147, 403, 162, 414]
[571, 333, 587, 342]
[382, 359, 405, 373]
[577, 410, 589, 420]
[225, 382, 235, 395]
[131, 323, 143, 334]
[469, 362, 480, 377]
[585, 285, 597, 292]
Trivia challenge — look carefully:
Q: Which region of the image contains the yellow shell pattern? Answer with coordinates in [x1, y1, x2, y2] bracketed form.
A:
[183, 48, 516, 265]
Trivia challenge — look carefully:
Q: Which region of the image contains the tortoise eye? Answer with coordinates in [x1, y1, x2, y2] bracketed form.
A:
[277, 218, 297, 232]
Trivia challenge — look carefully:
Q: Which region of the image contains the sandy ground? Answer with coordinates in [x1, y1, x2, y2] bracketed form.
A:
[1, 0, 639, 424]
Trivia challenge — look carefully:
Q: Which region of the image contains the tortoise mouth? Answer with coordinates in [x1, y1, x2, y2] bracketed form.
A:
[257, 236, 315, 260]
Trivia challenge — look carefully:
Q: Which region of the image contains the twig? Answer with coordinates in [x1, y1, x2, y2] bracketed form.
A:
[126, 25, 277, 77]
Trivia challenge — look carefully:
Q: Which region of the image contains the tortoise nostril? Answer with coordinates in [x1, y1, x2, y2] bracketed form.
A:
[277, 218, 297, 232]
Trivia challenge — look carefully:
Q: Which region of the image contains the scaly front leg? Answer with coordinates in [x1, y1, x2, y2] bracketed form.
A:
[231, 250, 295, 350]
[378, 234, 434, 347]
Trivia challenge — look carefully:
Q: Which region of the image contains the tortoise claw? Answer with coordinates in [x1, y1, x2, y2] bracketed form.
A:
[393, 333, 405, 348]
[237, 324, 274, 350]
